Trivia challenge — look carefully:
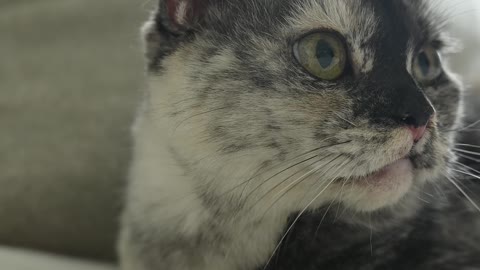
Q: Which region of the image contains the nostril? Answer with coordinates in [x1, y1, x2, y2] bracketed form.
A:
[402, 115, 419, 127]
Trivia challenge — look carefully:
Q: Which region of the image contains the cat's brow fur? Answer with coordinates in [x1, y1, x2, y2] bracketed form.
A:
[119, 0, 479, 269]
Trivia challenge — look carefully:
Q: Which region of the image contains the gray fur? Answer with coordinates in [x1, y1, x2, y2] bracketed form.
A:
[119, 1, 479, 269]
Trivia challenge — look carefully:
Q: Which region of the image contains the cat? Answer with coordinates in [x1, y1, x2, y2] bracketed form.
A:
[118, 0, 480, 269]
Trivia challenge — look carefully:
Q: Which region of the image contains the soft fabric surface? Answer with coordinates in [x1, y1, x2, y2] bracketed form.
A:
[0, 0, 478, 263]
[0, 246, 114, 270]
[0, 0, 145, 260]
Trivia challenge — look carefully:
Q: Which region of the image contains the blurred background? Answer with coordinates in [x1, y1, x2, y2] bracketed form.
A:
[0, 0, 479, 267]
[0, 0, 145, 262]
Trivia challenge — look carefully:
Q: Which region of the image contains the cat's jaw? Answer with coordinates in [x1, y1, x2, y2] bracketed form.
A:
[339, 158, 414, 211]
[125, 110, 301, 270]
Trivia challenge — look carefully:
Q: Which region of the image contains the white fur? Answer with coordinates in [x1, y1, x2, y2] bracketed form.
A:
[175, 1, 189, 26]
[121, 62, 422, 268]
[119, 2, 456, 269]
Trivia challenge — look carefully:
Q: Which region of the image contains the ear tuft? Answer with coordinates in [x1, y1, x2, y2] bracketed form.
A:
[164, 0, 204, 30]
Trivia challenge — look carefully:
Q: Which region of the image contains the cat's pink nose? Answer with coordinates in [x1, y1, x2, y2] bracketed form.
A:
[408, 125, 428, 143]
[400, 112, 433, 143]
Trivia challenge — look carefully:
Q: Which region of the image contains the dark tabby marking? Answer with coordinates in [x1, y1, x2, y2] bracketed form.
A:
[119, 1, 480, 270]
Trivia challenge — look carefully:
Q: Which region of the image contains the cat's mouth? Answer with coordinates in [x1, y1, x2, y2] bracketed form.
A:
[329, 134, 426, 211]
[333, 156, 415, 211]
[351, 158, 413, 185]
[344, 127, 432, 184]
[322, 127, 437, 211]
[334, 155, 413, 185]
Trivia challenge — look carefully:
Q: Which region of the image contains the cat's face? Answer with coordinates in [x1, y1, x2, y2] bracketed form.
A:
[145, 0, 462, 214]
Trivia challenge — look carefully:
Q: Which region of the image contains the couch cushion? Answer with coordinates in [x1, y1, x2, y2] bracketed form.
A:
[0, 0, 144, 260]
[0, 246, 115, 270]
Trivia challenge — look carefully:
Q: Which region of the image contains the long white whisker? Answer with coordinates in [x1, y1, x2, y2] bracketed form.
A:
[455, 119, 480, 132]
[240, 140, 351, 202]
[259, 155, 348, 216]
[267, 156, 338, 205]
[333, 178, 349, 222]
[316, 171, 353, 236]
[431, 181, 448, 199]
[416, 195, 431, 204]
[455, 152, 480, 163]
[250, 155, 338, 214]
[453, 148, 480, 157]
[445, 175, 480, 213]
[333, 112, 357, 127]
[262, 159, 349, 270]
[453, 161, 480, 176]
[446, 119, 480, 133]
[262, 177, 338, 270]
[455, 143, 480, 149]
[451, 168, 480, 181]
[314, 200, 336, 237]
[222, 139, 342, 197]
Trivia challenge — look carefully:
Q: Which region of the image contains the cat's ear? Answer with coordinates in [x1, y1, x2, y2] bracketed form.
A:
[142, 0, 209, 70]
[157, 0, 207, 32]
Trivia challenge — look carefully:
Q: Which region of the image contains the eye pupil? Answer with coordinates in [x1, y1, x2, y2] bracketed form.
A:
[418, 52, 430, 76]
[316, 41, 335, 68]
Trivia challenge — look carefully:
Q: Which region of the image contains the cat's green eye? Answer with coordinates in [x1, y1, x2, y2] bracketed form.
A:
[294, 32, 347, 80]
[413, 46, 442, 83]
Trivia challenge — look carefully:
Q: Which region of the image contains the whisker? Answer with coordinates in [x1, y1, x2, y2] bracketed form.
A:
[416, 195, 431, 204]
[450, 168, 480, 181]
[241, 155, 320, 200]
[333, 178, 349, 223]
[232, 140, 352, 199]
[422, 190, 435, 198]
[256, 155, 346, 219]
[457, 129, 480, 133]
[333, 112, 357, 127]
[314, 200, 336, 237]
[309, 158, 357, 236]
[260, 155, 354, 270]
[250, 155, 336, 213]
[431, 181, 448, 199]
[452, 161, 480, 176]
[453, 148, 480, 157]
[455, 152, 480, 163]
[316, 156, 358, 228]
[316, 176, 352, 236]
[445, 119, 480, 133]
[444, 174, 480, 213]
[455, 143, 480, 149]
[459, 119, 480, 131]
[262, 174, 341, 270]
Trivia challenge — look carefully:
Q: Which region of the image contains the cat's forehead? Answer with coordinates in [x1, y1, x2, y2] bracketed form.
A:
[284, 0, 440, 41]
[288, 0, 377, 41]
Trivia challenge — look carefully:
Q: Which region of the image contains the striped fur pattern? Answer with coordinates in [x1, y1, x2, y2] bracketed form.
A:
[119, 1, 479, 269]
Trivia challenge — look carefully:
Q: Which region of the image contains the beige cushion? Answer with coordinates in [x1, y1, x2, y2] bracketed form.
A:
[0, 246, 114, 270]
[0, 0, 145, 260]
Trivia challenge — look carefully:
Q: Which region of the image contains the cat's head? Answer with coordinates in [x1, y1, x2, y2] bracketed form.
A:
[143, 0, 462, 216]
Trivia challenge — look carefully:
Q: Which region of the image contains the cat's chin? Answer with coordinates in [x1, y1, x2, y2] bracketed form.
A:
[340, 158, 414, 212]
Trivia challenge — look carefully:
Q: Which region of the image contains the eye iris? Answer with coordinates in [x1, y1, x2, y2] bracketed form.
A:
[316, 40, 335, 68]
[418, 52, 431, 76]
[294, 32, 346, 80]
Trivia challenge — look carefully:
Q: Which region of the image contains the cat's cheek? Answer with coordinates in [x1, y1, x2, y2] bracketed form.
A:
[340, 159, 414, 212]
